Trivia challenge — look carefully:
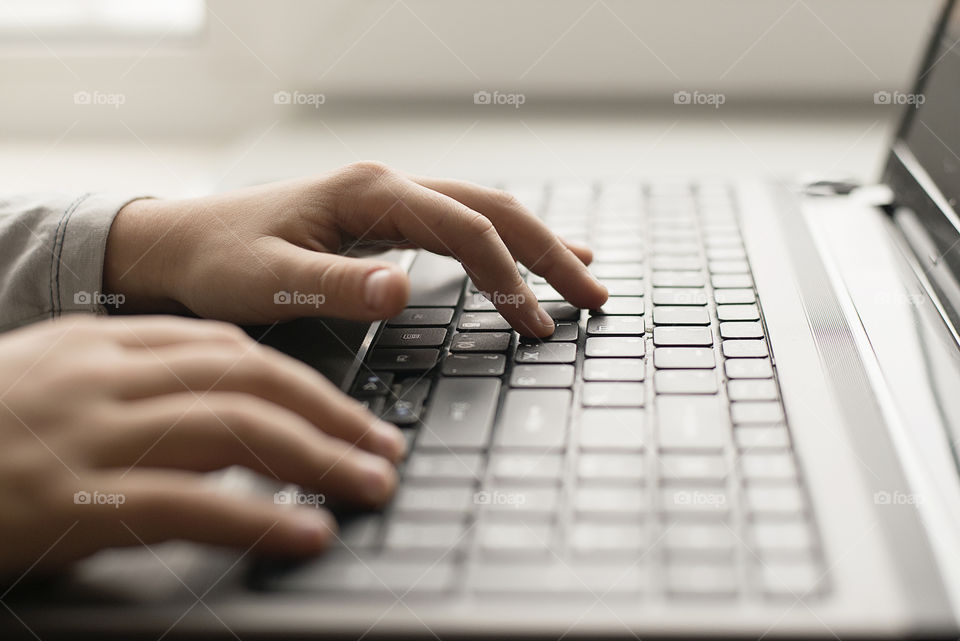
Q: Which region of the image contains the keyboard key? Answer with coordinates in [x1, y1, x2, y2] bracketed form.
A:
[595, 248, 644, 263]
[450, 332, 511, 352]
[651, 241, 699, 255]
[593, 297, 645, 316]
[407, 253, 465, 306]
[545, 321, 579, 341]
[661, 487, 729, 516]
[605, 279, 645, 296]
[510, 364, 575, 388]
[578, 453, 645, 482]
[654, 347, 715, 369]
[663, 523, 735, 558]
[351, 371, 394, 396]
[586, 315, 645, 336]
[388, 307, 454, 326]
[751, 521, 815, 557]
[575, 486, 646, 518]
[655, 370, 718, 394]
[530, 283, 563, 301]
[405, 453, 483, 481]
[337, 515, 383, 549]
[717, 304, 759, 321]
[652, 272, 704, 288]
[541, 301, 581, 320]
[496, 390, 571, 449]
[571, 523, 645, 555]
[369, 348, 439, 371]
[712, 273, 754, 289]
[591, 262, 644, 279]
[719, 321, 764, 339]
[384, 520, 466, 551]
[660, 454, 730, 484]
[653, 306, 710, 325]
[469, 562, 644, 594]
[652, 288, 707, 306]
[745, 485, 805, 516]
[585, 336, 646, 358]
[652, 255, 703, 271]
[462, 292, 497, 311]
[381, 379, 431, 425]
[760, 562, 823, 597]
[725, 358, 773, 379]
[478, 522, 553, 555]
[579, 409, 647, 450]
[393, 484, 474, 515]
[666, 563, 737, 597]
[730, 401, 783, 425]
[722, 339, 768, 358]
[653, 327, 713, 347]
[727, 379, 778, 401]
[708, 260, 750, 274]
[480, 486, 560, 517]
[274, 559, 454, 593]
[582, 382, 645, 407]
[582, 358, 646, 381]
[459, 312, 511, 331]
[740, 452, 796, 481]
[489, 453, 564, 482]
[515, 342, 577, 364]
[657, 396, 727, 451]
[706, 247, 746, 260]
[377, 327, 447, 348]
[442, 353, 506, 376]
[734, 425, 790, 450]
[419, 378, 501, 449]
[714, 288, 755, 304]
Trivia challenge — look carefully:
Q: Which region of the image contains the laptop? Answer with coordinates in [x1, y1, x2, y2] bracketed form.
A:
[5, 2, 960, 638]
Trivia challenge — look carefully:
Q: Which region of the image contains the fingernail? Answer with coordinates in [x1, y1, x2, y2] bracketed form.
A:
[358, 453, 398, 505]
[374, 420, 407, 462]
[536, 306, 555, 331]
[290, 509, 336, 551]
[364, 268, 395, 312]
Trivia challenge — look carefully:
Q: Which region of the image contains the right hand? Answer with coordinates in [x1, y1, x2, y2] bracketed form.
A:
[0, 315, 405, 577]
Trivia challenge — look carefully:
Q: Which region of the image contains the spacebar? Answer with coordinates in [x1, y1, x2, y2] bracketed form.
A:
[418, 378, 501, 449]
[407, 252, 466, 306]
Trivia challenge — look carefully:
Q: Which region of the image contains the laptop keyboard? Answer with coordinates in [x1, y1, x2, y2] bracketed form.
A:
[264, 181, 826, 601]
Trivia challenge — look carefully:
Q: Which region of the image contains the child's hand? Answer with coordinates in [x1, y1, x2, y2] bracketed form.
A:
[104, 163, 608, 337]
[0, 315, 404, 575]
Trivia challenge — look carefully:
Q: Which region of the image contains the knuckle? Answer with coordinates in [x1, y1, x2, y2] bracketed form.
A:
[464, 211, 497, 238]
[344, 160, 392, 185]
[488, 188, 522, 212]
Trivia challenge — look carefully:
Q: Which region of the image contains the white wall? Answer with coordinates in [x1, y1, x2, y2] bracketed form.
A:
[0, 0, 940, 139]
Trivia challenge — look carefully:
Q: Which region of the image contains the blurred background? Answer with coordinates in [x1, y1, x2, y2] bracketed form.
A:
[0, 0, 941, 195]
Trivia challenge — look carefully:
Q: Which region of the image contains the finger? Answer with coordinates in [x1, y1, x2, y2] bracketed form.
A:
[261, 238, 410, 321]
[100, 316, 251, 349]
[69, 471, 337, 557]
[117, 341, 406, 462]
[91, 392, 398, 507]
[561, 238, 594, 265]
[346, 172, 555, 337]
[410, 176, 608, 309]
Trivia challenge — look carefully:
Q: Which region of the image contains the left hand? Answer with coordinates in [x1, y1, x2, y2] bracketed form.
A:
[104, 162, 608, 337]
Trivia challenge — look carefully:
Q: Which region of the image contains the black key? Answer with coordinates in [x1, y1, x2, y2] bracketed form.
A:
[377, 327, 447, 348]
[407, 253, 465, 306]
[496, 389, 571, 448]
[541, 301, 581, 321]
[586, 315, 645, 336]
[515, 342, 577, 364]
[450, 332, 511, 352]
[510, 364, 576, 388]
[388, 308, 454, 327]
[592, 297, 644, 316]
[585, 336, 646, 358]
[351, 371, 394, 396]
[442, 353, 506, 376]
[358, 396, 386, 415]
[419, 378, 501, 449]
[458, 312, 512, 331]
[368, 348, 439, 371]
[382, 379, 432, 425]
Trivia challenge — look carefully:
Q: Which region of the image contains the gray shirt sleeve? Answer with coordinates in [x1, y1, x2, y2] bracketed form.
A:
[0, 193, 150, 332]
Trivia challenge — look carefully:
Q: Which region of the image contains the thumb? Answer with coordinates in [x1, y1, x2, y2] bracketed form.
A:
[267, 242, 409, 321]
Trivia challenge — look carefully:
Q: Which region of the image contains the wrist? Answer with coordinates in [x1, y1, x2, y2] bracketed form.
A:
[103, 198, 189, 314]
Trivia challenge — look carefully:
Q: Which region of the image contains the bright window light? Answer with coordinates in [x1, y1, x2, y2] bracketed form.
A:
[0, 0, 205, 39]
